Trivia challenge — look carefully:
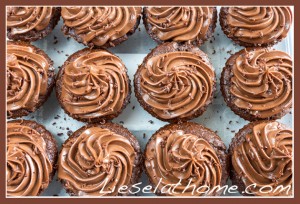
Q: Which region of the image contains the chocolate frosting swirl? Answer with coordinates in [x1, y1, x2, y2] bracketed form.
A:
[7, 121, 52, 196]
[61, 7, 142, 47]
[58, 126, 136, 196]
[7, 7, 53, 34]
[139, 51, 215, 120]
[145, 129, 222, 196]
[145, 7, 215, 43]
[232, 121, 292, 196]
[230, 48, 292, 119]
[59, 49, 129, 121]
[224, 7, 292, 46]
[7, 42, 52, 115]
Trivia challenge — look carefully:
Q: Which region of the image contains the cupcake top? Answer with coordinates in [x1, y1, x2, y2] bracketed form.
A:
[7, 7, 53, 35]
[7, 120, 54, 196]
[228, 48, 292, 119]
[61, 7, 142, 47]
[144, 122, 227, 196]
[58, 124, 139, 196]
[57, 48, 130, 122]
[7, 41, 54, 118]
[135, 42, 215, 122]
[221, 7, 292, 47]
[231, 121, 292, 196]
[144, 7, 216, 45]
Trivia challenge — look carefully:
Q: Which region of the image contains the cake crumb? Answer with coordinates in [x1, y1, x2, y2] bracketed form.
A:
[67, 130, 73, 136]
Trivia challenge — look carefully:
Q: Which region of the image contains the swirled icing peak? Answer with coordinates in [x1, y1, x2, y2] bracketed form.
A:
[59, 49, 129, 120]
[145, 7, 215, 43]
[58, 126, 136, 196]
[7, 7, 53, 34]
[232, 121, 292, 196]
[145, 129, 222, 196]
[7, 121, 52, 196]
[7, 42, 51, 115]
[139, 51, 215, 120]
[230, 48, 292, 119]
[61, 7, 142, 47]
[225, 7, 292, 46]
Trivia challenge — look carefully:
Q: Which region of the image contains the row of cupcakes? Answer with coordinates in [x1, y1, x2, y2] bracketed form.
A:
[7, 40, 293, 123]
[7, 6, 293, 122]
[7, 7, 292, 47]
[7, 119, 292, 196]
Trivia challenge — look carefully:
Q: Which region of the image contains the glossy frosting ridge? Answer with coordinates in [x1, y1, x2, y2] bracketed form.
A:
[146, 7, 215, 43]
[7, 43, 51, 114]
[61, 7, 142, 46]
[225, 7, 292, 45]
[230, 48, 292, 118]
[7, 7, 53, 34]
[139, 51, 215, 119]
[145, 130, 222, 196]
[7, 121, 52, 196]
[58, 126, 136, 196]
[60, 49, 129, 120]
[232, 121, 292, 196]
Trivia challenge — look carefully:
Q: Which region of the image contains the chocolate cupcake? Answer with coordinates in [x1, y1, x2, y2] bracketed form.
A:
[7, 120, 58, 196]
[7, 41, 55, 119]
[220, 48, 292, 121]
[56, 48, 130, 123]
[134, 42, 216, 123]
[144, 122, 229, 196]
[220, 7, 292, 47]
[229, 120, 292, 196]
[143, 7, 217, 46]
[61, 7, 142, 48]
[7, 7, 61, 42]
[57, 122, 142, 196]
